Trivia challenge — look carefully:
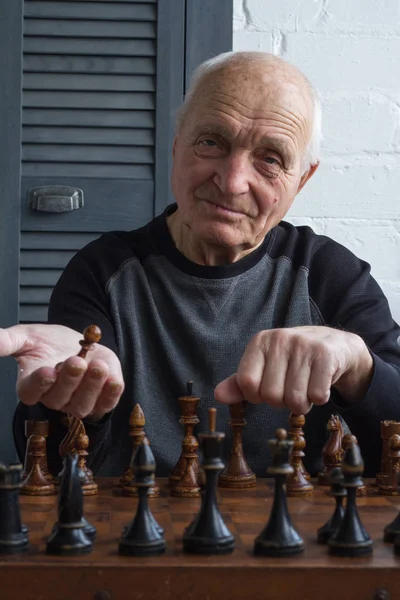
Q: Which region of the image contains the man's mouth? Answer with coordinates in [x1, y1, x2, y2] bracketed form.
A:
[204, 200, 244, 217]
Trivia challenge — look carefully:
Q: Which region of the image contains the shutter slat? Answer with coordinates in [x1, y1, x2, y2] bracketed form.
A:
[23, 127, 154, 146]
[22, 144, 153, 163]
[24, 55, 155, 75]
[20, 306, 48, 323]
[22, 163, 153, 178]
[23, 91, 154, 109]
[24, 2, 156, 21]
[24, 73, 155, 92]
[20, 270, 62, 286]
[24, 37, 156, 56]
[21, 232, 99, 250]
[21, 250, 75, 269]
[20, 287, 53, 304]
[23, 108, 154, 128]
[24, 19, 156, 39]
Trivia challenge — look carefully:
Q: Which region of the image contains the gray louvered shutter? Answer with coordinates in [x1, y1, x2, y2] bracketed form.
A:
[20, 0, 162, 323]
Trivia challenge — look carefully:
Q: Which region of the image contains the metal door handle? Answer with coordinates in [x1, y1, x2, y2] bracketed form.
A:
[27, 186, 84, 213]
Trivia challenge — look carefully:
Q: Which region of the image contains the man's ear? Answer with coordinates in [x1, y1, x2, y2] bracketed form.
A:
[297, 161, 319, 194]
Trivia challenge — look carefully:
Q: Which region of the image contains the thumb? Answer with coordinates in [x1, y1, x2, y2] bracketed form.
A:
[214, 373, 244, 404]
[0, 325, 31, 358]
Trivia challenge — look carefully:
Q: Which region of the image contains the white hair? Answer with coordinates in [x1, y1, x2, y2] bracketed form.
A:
[175, 51, 322, 174]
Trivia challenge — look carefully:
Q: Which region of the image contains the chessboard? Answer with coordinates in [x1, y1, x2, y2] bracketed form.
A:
[0, 478, 399, 600]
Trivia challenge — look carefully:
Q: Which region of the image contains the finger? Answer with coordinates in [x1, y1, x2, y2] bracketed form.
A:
[235, 344, 266, 405]
[63, 359, 110, 419]
[214, 374, 244, 404]
[282, 347, 313, 414]
[258, 349, 287, 409]
[307, 353, 334, 407]
[39, 356, 88, 412]
[17, 366, 59, 406]
[89, 378, 125, 418]
[0, 325, 30, 358]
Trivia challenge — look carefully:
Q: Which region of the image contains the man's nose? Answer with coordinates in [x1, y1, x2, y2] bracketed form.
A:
[213, 153, 251, 196]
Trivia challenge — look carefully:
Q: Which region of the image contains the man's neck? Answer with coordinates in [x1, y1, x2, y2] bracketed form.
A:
[166, 212, 262, 266]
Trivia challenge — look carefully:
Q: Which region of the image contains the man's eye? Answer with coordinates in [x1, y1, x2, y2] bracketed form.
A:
[264, 156, 279, 165]
[199, 139, 217, 147]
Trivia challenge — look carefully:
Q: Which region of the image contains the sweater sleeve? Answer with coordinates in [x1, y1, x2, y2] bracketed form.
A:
[308, 235, 400, 475]
[13, 233, 131, 475]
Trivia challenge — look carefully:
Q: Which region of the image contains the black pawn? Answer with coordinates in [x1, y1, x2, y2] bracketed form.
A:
[46, 454, 92, 555]
[118, 442, 165, 556]
[183, 408, 235, 555]
[317, 466, 346, 544]
[384, 470, 400, 544]
[0, 463, 29, 554]
[121, 446, 164, 538]
[254, 428, 304, 557]
[328, 440, 372, 557]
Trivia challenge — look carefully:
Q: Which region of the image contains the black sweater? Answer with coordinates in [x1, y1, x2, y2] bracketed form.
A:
[13, 205, 400, 478]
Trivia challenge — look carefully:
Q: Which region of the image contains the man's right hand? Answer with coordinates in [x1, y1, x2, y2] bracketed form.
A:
[0, 324, 125, 420]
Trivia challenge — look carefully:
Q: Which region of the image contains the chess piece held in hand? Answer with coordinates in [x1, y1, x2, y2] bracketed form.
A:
[183, 408, 235, 555]
[57, 326, 102, 493]
[46, 454, 92, 556]
[254, 428, 304, 557]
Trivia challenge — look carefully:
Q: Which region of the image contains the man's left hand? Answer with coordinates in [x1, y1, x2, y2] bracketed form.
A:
[214, 326, 374, 414]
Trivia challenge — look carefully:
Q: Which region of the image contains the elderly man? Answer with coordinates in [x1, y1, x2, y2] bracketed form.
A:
[3, 51, 400, 478]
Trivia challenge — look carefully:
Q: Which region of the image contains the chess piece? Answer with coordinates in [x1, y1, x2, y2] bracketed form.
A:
[218, 400, 256, 488]
[46, 454, 92, 555]
[183, 408, 235, 555]
[317, 466, 346, 544]
[118, 442, 165, 556]
[119, 404, 159, 498]
[76, 433, 98, 495]
[317, 414, 344, 486]
[22, 420, 55, 484]
[342, 434, 366, 495]
[378, 434, 400, 496]
[171, 433, 201, 498]
[286, 413, 313, 496]
[328, 439, 372, 557]
[376, 420, 400, 487]
[254, 429, 304, 557]
[58, 325, 102, 475]
[169, 381, 201, 486]
[21, 434, 56, 496]
[0, 463, 29, 554]
[384, 471, 400, 543]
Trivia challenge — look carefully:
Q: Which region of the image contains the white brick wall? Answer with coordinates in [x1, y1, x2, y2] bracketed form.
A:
[233, 0, 400, 323]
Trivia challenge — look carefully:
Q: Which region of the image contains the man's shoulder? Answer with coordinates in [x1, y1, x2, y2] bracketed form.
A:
[83, 223, 157, 261]
[273, 220, 364, 273]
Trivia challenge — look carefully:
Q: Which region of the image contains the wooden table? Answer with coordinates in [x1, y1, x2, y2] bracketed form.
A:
[1, 478, 399, 600]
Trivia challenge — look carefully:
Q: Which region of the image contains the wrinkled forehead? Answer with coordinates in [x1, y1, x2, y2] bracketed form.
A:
[182, 63, 313, 137]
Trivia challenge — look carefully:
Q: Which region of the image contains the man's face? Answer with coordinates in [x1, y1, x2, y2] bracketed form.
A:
[170, 63, 317, 262]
